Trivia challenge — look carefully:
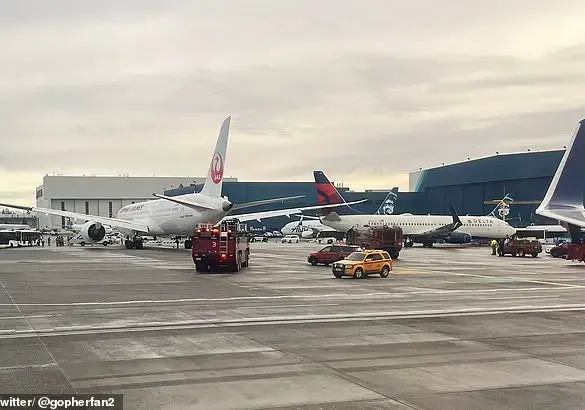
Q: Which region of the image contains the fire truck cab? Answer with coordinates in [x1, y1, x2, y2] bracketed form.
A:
[192, 219, 250, 272]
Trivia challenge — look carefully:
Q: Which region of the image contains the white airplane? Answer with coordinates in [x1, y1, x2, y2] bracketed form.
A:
[536, 119, 585, 240]
[1, 117, 365, 249]
[280, 215, 335, 238]
[314, 171, 516, 247]
[280, 187, 399, 237]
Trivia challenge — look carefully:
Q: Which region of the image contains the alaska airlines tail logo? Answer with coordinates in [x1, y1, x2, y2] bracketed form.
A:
[379, 192, 397, 215]
[211, 152, 224, 184]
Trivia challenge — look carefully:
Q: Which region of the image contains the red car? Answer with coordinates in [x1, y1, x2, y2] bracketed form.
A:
[307, 244, 361, 266]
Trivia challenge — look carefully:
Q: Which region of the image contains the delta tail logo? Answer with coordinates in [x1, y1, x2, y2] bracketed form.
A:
[211, 152, 224, 184]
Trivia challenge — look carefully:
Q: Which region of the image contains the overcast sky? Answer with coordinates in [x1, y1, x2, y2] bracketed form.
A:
[1, 0, 585, 205]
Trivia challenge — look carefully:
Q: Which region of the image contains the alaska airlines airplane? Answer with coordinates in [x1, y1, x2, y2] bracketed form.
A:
[314, 171, 516, 247]
[280, 215, 336, 238]
[280, 187, 399, 237]
[536, 119, 585, 241]
[0, 117, 365, 249]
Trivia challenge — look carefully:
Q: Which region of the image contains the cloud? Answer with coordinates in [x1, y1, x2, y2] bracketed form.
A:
[1, 0, 585, 205]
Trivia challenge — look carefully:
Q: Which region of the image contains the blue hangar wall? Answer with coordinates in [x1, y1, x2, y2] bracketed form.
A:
[408, 150, 565, 227]
[165, 149, 565, 232]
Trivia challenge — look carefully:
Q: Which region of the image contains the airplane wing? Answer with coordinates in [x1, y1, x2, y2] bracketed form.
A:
[536, 119, 585, 227]
[417, 206, 463, 238]
[0, 203, 149, 233]
[226, 199, 368, 223]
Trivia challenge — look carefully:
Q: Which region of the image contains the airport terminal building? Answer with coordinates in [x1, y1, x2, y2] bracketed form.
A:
[36, 150, 564, 231]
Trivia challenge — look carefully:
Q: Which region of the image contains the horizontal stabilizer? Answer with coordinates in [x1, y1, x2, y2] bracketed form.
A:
[152, 194, 218, 211]
[229, 199, 367, 223]
[231, 195, 305, 211]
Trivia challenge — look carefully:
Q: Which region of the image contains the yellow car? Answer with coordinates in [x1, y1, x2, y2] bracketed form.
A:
[332, 250, 392, 279]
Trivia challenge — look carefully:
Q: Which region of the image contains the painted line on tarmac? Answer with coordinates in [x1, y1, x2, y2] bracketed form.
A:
[441, 271, 585, 288]
[0, 286, 581, 308]
[3, 303, 585, 339]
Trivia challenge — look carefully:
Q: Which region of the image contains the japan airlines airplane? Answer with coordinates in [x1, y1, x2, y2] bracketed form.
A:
[536, 119, 585, 241]
[314, 171, 516, 247]
[0, 117, 365, 249]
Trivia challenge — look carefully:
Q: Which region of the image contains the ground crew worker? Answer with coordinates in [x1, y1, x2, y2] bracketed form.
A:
[490, 239, 497, 255]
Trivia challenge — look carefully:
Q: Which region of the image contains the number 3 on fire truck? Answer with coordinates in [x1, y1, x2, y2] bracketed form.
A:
[212, 242, 216, 248]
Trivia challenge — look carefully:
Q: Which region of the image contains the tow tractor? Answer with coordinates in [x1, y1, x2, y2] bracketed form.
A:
[191, 218, 250, 272]
[346, 225, 403, 259]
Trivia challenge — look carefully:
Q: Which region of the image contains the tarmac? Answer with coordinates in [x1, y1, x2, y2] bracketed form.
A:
[1, 241, 585, 409]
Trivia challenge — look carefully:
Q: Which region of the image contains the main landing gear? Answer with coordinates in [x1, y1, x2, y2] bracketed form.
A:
[125, 237, 144, 249]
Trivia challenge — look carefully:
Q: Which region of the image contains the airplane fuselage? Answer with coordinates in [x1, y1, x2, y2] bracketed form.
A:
[321, 214, 516, 239]
[115, 193, 228, 236]
[281, 220, 334, 236]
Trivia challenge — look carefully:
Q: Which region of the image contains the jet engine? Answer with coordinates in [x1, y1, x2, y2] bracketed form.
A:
[443, 231, 472, 244]
[80, 221, 107, 243]
[301, 230, 314, 239]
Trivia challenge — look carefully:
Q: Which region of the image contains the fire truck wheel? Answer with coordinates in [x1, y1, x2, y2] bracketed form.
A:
[233, 254, 241, 272]
[184, 240, 192, 249]
[195, 263, 207, 273]
[242, 251, 249, 267]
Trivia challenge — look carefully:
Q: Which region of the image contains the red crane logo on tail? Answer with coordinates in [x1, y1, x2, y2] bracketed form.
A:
[210, 152, 224, 184]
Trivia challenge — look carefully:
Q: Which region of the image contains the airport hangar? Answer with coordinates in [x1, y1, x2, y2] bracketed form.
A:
[36, 149, 564, 232]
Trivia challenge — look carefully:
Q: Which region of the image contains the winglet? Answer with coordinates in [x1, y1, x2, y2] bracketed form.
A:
[200, 116, 231, 198]
[450, 205, 462, 229]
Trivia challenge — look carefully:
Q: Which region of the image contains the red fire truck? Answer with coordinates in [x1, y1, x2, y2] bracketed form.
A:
[191, 219, 250, 272]
[346, 225, 404, 259]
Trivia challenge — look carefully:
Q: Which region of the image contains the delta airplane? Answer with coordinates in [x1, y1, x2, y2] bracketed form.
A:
[0, 117, 365, 249]
[536, 119, 585, 241]
[280, 187, 399, 237]
[314, 171, 516, 247]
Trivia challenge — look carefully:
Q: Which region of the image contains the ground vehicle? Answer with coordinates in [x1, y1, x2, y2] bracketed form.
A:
[192, 219, 249, 272]
[281, 234, 300, 243]
[0, 230, 19, 247]
[346, 226, 403, 258]
[0, 229, 41, 247]
[498, 239, 542, 257]
[566, 243, 585, 261]
[549, 242, 569, 258]
[307, 244, 361, 266]
[332, 250, 393, 279]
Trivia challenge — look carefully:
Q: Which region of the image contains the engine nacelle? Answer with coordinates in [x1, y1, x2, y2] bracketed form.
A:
[301, 230, 314, 239]
[80, 221, 106, 243]
[443, 231, 472, 244]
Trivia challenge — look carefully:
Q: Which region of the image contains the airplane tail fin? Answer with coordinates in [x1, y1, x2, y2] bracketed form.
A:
[200, 116, 231, 198]
[536, 119, 585, 230]
[313, 171, 350, 216]
[488, 194, 514, 218]
[375, 187, 399, 215]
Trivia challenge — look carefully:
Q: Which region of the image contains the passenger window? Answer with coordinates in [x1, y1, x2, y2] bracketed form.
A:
[371, 253, 383, 261]
[330, 246, 340, 252]
[320, 246, 332, 252]
[365, 254, 375, 261]
[382, 252, 390, 259]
